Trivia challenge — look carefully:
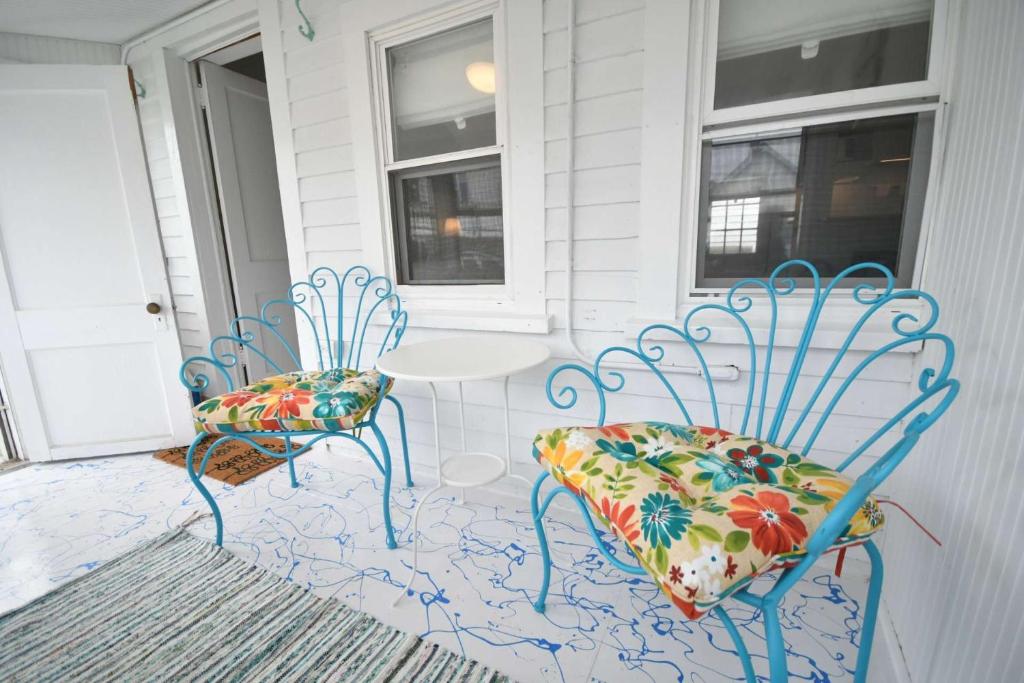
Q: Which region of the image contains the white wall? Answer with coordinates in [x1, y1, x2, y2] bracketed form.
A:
[247, 0, 918, 509]
[881, 0, 1024, 680]
[0, 31, 119, 64]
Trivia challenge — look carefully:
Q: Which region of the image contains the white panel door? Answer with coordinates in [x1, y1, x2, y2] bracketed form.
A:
[0, 65, 193, 460]
[200, 61, 298, 382]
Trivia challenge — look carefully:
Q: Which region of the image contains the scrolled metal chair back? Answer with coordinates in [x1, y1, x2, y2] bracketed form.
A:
[180, 266, 407, 396]
[547, 259, 958, 484]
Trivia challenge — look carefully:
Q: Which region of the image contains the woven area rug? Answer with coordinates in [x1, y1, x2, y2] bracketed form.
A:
[0, 529, 510, 682]
[153, 435, 287, 484]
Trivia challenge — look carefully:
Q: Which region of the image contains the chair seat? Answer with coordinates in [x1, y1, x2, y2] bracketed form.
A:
[193, 368, 391, 435]
[532, 422, 884, 619]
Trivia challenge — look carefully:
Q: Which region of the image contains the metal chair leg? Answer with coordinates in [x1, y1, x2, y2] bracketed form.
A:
[713, 606, 757, 683]
[530, 471, 552, 613]
[762, 596, 789, 683]
[385, 395, 413, 487]
[284, 435, 299, 488]
[855, 540, 884, 683]
[184, 433, 224, 546]
[369, 421, 397, 549]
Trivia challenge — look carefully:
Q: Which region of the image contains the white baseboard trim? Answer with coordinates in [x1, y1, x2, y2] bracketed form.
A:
[870, 598, 913, 683]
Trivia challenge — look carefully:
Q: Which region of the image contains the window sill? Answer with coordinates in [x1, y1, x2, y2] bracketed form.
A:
[382, 307, 552, 334]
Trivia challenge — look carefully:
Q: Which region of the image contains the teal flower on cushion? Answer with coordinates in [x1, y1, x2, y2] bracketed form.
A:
[595, 438, 640, 462]
[696, 457, 752, 491]
[640, 492, 691, 548]
[312, 391, 362, 418]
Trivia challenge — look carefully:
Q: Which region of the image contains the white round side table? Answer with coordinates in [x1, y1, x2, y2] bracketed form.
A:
[376, 335, 550, 604]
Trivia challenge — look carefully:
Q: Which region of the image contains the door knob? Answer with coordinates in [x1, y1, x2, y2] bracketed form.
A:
[146, 302, 162, 314]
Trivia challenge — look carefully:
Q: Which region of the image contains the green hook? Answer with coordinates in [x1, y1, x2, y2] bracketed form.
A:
[296, 0, 315, 42]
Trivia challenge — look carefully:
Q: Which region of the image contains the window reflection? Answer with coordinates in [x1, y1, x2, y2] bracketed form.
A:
[698, 113, 933, 286]
[392, 157, 504, 284]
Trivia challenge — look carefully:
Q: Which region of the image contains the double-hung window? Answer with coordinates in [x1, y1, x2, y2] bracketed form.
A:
[694, 0, 947, 289]
[379, 16, 505, 286]
[350, 0, 545, 331]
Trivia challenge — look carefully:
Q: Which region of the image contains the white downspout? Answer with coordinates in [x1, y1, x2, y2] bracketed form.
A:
[563, 0, 589, 362]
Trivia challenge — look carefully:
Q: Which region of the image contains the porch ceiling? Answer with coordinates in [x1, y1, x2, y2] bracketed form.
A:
[0, 0, 213, 45]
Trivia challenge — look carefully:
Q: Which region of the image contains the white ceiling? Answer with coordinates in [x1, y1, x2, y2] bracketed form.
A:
[0, 0, 214, 45]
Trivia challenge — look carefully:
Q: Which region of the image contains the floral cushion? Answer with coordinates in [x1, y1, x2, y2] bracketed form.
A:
[532, 422, 884, 619]
[193, 368, 391, 435]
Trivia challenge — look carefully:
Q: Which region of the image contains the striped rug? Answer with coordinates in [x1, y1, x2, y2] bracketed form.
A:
[0, 529, 510, 682]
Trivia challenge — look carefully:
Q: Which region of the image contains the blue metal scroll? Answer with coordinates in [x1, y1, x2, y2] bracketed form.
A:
[533, 260, 959, 682]
[178, 266, 411, 549]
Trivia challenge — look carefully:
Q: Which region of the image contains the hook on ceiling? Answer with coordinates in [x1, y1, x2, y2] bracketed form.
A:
[296, 0, 315, 42]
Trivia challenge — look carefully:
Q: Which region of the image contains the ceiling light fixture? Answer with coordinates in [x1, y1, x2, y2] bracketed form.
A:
[465, 61, 496, 94]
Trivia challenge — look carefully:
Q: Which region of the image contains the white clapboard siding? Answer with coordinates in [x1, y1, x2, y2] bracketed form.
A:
[879, 1, 1024, 681]
[257, 0, 929, 511]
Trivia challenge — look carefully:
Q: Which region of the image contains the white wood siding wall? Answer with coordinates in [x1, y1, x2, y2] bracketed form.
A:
[257, 0, 917, 509]
[882, 0, 1024, 680]
[0, 32, 119, 64]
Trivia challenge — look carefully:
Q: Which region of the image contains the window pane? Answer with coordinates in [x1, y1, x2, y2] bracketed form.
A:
[697, 113, 933, 287]
[392, 157, 504, 284]
[715, 0, 933, 109]
[388, 19, 496, 161]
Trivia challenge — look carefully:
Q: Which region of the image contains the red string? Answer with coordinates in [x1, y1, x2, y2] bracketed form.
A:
[878, 499, 942, 547]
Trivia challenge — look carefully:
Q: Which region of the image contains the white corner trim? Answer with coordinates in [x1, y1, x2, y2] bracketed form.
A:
[872, 597, 914, 683]
[258, 0, 320, 370]
[635, 0, 698, 321]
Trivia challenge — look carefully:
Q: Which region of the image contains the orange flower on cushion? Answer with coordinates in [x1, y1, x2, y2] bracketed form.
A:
[540, 440, 583, 471]
[597, 424, 631, 440]
[727, 490, 808, 556]
[538, 440, 586, 495]
[220, 390, 258, 408]
[601, 498, 641, 544]
[255, 388, 313, 419]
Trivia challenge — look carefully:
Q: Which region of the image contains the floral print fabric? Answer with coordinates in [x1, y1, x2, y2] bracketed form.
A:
[193, 368, 391, 435]
[532, 422, 884, 619]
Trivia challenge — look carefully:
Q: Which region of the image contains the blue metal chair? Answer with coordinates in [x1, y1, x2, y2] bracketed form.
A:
[529, 260, 958, 682]
[179, 266, 410, 549]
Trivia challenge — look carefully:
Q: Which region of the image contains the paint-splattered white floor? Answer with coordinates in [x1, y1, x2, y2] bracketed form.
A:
[0, 447, 880, 681]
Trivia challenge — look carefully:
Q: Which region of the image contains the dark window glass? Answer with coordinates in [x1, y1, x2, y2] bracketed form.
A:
[715, 1, 933, 109]
[697, 113, 933, 287]
[391, 157, 504, 284]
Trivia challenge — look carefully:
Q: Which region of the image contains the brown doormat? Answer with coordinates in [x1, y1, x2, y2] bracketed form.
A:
[153, 436, 289, 485]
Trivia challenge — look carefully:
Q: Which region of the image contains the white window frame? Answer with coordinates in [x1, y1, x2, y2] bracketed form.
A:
[689, 0, 950, 296]
[342, 0, 549, 333]
[630, 0, 958, 346]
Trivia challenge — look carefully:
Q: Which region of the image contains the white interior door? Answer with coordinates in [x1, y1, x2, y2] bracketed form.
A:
[0, 65, 194, 461]
[200, 61, 298, 382]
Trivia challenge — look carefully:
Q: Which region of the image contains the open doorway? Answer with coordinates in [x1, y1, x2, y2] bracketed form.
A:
[194, 36, 298, 387]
